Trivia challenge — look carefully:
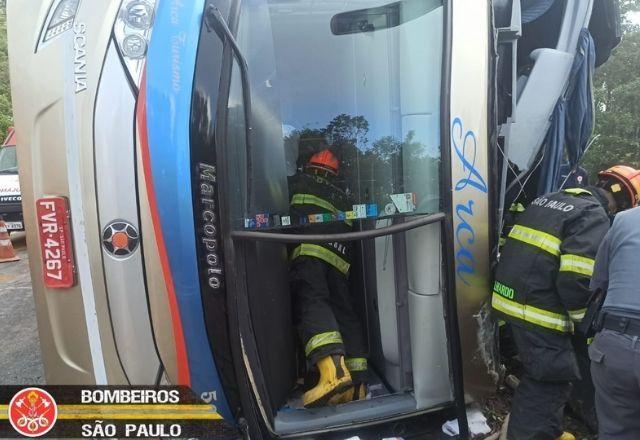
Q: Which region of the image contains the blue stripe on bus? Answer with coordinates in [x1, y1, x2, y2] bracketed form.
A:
[145, 0, 232, 422]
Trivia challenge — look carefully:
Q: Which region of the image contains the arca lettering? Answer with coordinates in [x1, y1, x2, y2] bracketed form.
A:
[451, 117, 487, 286]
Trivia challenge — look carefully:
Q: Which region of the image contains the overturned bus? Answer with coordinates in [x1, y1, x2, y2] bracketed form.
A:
[6, 0, 620, 437]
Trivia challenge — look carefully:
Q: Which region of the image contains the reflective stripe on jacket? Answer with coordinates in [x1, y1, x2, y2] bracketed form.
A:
[288, 172, 352, 275]
[492, 187, 610, 333]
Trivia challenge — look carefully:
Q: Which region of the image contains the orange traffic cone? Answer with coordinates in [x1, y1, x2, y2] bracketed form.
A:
[0, 219, 19, 263]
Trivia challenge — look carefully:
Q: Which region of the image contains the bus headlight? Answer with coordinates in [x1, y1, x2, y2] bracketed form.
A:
[38, 0, 80, 48]
[113, 0, 158, 88]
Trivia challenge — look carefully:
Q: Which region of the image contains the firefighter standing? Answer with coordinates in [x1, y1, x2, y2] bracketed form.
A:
[492, 165, 640, 440]
[289, 149, 368, 408]
[589, 168, 640, 440]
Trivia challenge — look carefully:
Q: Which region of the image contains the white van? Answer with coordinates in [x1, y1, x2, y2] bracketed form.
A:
[0, 127, 23, 231]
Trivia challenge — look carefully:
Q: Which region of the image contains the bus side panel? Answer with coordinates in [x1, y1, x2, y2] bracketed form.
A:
[449, 0, 498, 398]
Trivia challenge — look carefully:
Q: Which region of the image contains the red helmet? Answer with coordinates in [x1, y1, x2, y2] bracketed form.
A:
[306, 149, 339, 176]
[598, 165, 640, 209]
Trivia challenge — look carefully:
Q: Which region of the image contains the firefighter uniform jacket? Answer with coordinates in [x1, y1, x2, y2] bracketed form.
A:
[288, 172, 353, 276]
[492, 188, 611, 334]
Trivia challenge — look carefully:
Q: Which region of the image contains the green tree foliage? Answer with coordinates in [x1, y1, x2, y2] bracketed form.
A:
[584, 5, 640, 176]
[288, 113, 438, 209]
[0, 0, 12, 139]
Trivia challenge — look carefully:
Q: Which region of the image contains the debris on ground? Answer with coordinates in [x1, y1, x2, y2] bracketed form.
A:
[480, 381, 597, 439]
[442, 406, 491, 437]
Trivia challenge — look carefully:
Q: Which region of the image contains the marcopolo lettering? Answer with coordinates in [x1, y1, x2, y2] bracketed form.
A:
[494, 280, 515, 299]
[199, 163, 223, 290]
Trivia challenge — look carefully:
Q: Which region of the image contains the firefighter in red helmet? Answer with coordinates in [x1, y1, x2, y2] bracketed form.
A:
[493, 165, 640, 440]
[289, 148, 368, 407]
[596, 165, 640, 211]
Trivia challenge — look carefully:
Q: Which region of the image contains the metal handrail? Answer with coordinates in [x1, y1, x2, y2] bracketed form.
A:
[230, 212, 445, 243]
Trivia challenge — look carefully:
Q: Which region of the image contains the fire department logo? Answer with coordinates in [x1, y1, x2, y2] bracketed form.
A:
[102, 220, 140, 258]
[8, 388, 57, 437]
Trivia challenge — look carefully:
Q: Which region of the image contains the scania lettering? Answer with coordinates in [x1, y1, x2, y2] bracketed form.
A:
[7, 0, 620, 437]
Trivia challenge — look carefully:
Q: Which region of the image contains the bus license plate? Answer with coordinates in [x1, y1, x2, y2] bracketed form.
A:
[36, 197, 75, 288]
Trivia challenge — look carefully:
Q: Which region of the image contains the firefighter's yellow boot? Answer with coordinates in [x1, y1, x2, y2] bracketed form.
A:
[303, 355, 352, 408]
[327, 382, 367, 405]
[556, 432, 575, 440]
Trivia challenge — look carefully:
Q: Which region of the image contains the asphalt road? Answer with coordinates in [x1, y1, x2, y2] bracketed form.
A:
[0, 232, 45, 385]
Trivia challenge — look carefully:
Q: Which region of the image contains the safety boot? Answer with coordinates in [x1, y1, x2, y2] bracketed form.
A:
[556, 432, 575, 440]
[327, 382, 367, 405]
[303, 355, 352, 408]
